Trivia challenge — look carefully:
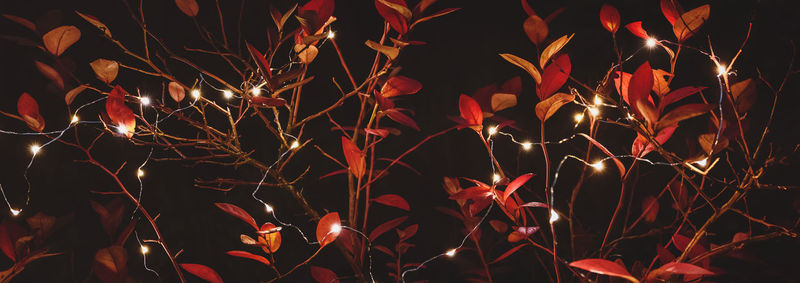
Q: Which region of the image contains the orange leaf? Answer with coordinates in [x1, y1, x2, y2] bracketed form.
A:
[214, 203, 259, 230]
[258, 223, 282, 253]
[42, 26, 80, 56]
[90, 59, 119, 84]
[535, 92, 574, 121]
[341, 136, 366, 178]
[489, 243, 527, 264]
[175, 0, 199, 17]
[659, 0, 683, 25]
[316, 212, 341, 247]
[168, 82, 185, 102]
[570, 259, 639, 282]
[227, 250, 271, 266]
[180, 263, 223, 283]
[458, 94, 483, 129]
[672, 5, 710, 42]
[380, 76, 422, 97]
[625, 21, 648, 39]
[599, 4, 620, 33]
[523, 15, 548, 45]
[375, 0, 408, 34]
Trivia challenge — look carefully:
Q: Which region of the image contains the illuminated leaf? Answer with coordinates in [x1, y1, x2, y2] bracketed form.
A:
[227, 250, 271, 266]
[539, 34, 573, 69]
[535, 92, 574, 121]
[258, 223, 281, 253]
[180, 263, 223, 283]
[569, 259, 639, 283]
[648, 262, 713, 280]
[660, 0, 683, 25]
[491, 93, 517, 112]
[499, 53, 541, 84]
[42, 25, 80, 56]
[341, 137, 366, 178]
[660, 86, 706, 108]
[168, 81, 185, 103]
[247, 42, 273, 79]
[502, 173, 534, 202]
[365, 40, 399, 60]
[297, 0, 335, 34]
[508, 226, 539, 242]
[214, 203, 258, 230]
[17, 93, 45, 132]
[625, 21, 648, 39]
[731, 78, 756, 113]
[459, 94, 483, 129]
[628, 62, 654, 118]
[316, 212, 341, 247]
[523, 15, 548, 45]
[656, 103, 714, 131]
[375, 0, 409, 34]
[372, 194, 410, 211]
[294, 44, 319, 63]
[651, 69, 671, 96]
[537, 54, 570, 99]
[381, 76, 422, 97]
[599, 4, 620, 33]
[384, 109, 420, 131]
[90, 59, 119, 84]
[672, 5, 710, 42]
[632, 126, 676, 157]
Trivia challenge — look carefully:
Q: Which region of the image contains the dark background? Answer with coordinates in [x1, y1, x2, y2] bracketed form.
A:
[1, 0, 799, 282]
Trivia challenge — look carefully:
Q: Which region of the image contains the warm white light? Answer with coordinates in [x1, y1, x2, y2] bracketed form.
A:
[445, 248, 457, 257]
[646, 37, 657, 48]
[330, 224, 342, 234]
[71, 115, 79, 124]
[140, 245, 149, 255]
[521, 142, 533, 151]
[250, 88, 261, 96]
[591, 161, 605, 171]
[265, 204, 274, 213]
[327, 30, 335, 39]
[593, 95, 603, 106]
[574, 113, 584, 123]
[487, 126, 498, 136]
[222, 90, 233, 99]
[10, 208, 20, 216]
[191, 89, 201, 99]
[492, 173, 501, 183]
[695, 158, 708, 168]
[137, 169, 145, 178]
[116, 124, 128, 135]
[139, 96, 151, 106]
[588, 107, 600, 117]
[716, 65, 727, 76]
[549, 209, 560, 224]
[626, 113, 634, 120]
[290, 140, 300, 150]
[30, 145, 41, 155]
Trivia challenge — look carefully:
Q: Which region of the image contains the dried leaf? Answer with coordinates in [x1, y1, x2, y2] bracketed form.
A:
[180, 263, 223, 283]
[270, 4, 297, 32]
[42, 25, 80, 56]
[34, 61, 64, 90]
[65, 84, 89, 105]
[499, 53, 541, 84]
[105, 86, 136, 138]
[297, 0, 335, 34]
[539, 34, 574, 69]
[258, 223, 281, 253]
[175, 0, 199, 17]
[523, 15, 548, 45]
[365, 40, 399, 60]
[90, 59, 119, 84]
[651, 69, 671, 96]
[569, 259, 640, 283]
[599, 4, 620, 33]
[672, 5, 710, 42]
[632, 126, 676, 157]
[294, 44, 319, 63]
[2, 14, 36, 31]
[381, 76, 422, 97]
[409, 7, 460, 30]
[537, 54, 571, 99]
[660, 86, 706, 108]
[372, 194, 410, 211]
[342, 137, 366, 178]
[535, 92, 574, 121]
[656, 103, 714, 131]
[698, 133, 728, 155]
[76, 11, 111, 37]
[214, 203, 258, 230]
[375, 0, 409, 34]
[93, 246, 128, 283]
[731, 78, 756, 113]
[17, 93, 45, 132]
[491, 93, 517, 112]
[316, 212, 341, 247]
[168, 81, 185, 102]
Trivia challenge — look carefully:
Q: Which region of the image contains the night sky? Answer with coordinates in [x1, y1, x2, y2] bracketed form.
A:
[1, 0, 800, 282]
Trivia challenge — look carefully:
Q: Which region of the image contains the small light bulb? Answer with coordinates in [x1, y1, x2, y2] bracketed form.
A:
[492, 173, 501, 183]
[591, 161, 605, 171]
[445, 248, 457, 257]
[695, 158, 708, 168]
[521, 142, 533, 151]
[30, 144, 41, 155]
[222, 90, 233, 99]
[290, 140, 300, 149]
[71, 115, 79, 124]
[549, 209, 560, 224]
[593, 95, 603, 106]
[626, 113, 634, 120]
[140, 96, 151, 106]
[137, 169, 145, 178]
[716, 65, 727, 76]
[330, 224, 342, 234]
[116, 124, 128, 135]
[574, 113, 584, 123]
[487, 126, 498, 136]
[191, 89, 201, 99]
[646, 37, 657, 48]
[251, 88, 261, 96]
[327, 30, 335, 39]
[140, 245, 149, 255]
[265, 204, 274, 213]
[10, 208, 20, 216]
[588, 107, 600, 117]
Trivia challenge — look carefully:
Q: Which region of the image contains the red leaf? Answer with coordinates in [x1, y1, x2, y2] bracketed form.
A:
[250, 96, 287, 107]
[569, 259, 639, 282]
[660, 86, 706, 108]
[214, 203, 258, 230]
[659, 0, 683, 25]
[375, 0, 408, 35]
[310, 266, 340, 283]
[458, 94, 483, 129]
[372, 194, 410, 211]
[0, 220, 25, 261]
[246, 42, 272, 79]
[631, 126, 676, 157]
[599, 4, 620, 33]
[537, 54, 571, 100]
[298, 0, 335, 34]
[625, 21, 648, 39]
[577, 133, 626, 177]
[384, 109, 420, 131]
[180, 263, 223, 283]
[319, 169, 347, 180]
[628, 62, 655, 118]
[380, 76, 421, 97]
[227, 250, 271, 266]
[368, 216, 407, 241]
[508, 226, 539, 242]
[449, 186, 493, 200]
[521, 0, 536, 17]
[17, 93, 45, 132]
[105, 85, 135, 138]
[642, 196, 659, 223]
[654, 262, 713, 276]
[397, 224, 418, 240]
[502, 173, 534, 202]
[489, 243, 528, 264]
[316, 212, 341, 247]
[341, 137, 366, 178]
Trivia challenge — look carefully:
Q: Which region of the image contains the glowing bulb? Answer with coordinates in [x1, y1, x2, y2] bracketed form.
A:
[139, 96, 151, 106]
[327, 30, 335, 39]
[445, 248, 457, 257]
[250, 88, 261, 96]
[626, 113, 634, 120]
[574, 113, 584, 123]
[290, 140, 300, 149]
[140, 245, 149, 255]
[222, 90, 233, 99]
[492, 173, 501, 183]
[646, 37, 657, 48]
[137, 169, 145, 178]
[330, 224, 342, 234]
[716, 65, 727, 76]
[549, 209, 560, 223]
[191, 89, 201, 99]
[71, 115, 79, 124]
[695, 158, 708, 168]
[30, 144, 41, 155]
[487, 126, 498, 136]
[591, 161, 605, 171]
[521, 142, 533, 151]
[265, 204, 274, 213]
[116, 124, 128, 135]
[588, 107, 600, 117]
[10, 208, 20, 216]
[593, 95, 603, 106]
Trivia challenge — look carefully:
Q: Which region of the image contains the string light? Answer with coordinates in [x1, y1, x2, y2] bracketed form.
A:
[116, 124, 128, 135]
[591, 160, 605, 171]
[10, 208, 20, 216]
[30, 144, 41, 155]
[222, 90, 233, 99]
[492, 173, 501, 183]
[588, 107, 600, 117]
[521, 141, 533, 151]
[593, 95, 603, 106]
[716, 64, 727, 76]
[626, 113, 634, 120]
[646, 37, 657, 48]
[330, 223, 342, 234]
[327, 30, 335, 39]
[70, 115, 79, 124]
[190, 89, 201, 99]
[139, 96, 151, 106]
[250, 88, 261, 96]
[289, 140, 300, 150]
[140, 245, 150, 255]
[265, 204, 274, 213]
[487, 125, 498, 136]
[549, 209, 560, 224]
[695, 158, 708, 168]
[574, 113, 584, 123]
[445, 248, 457, 257]
[137, 169, 145, 178]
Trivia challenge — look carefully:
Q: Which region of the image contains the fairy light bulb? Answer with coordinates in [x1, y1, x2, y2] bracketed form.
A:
[222, 90, 233, 99]
[327, 30, 335, 39]
[139, 96, 151, 106]
[487, 126, 498, 136]
[593, 95, 603, 106]
[137, 169, 145, 178]
[265, 204, 274, 213]
[492, 173, 501, 183]
[626, 113, 634, 120]
[71, 115, 79, 124]
[574, 113, 584, 123]
[116, 124, 128, 135]
[695, 158, 708, 168]
[716, 65, 727, 76]
[591, 160, 605, 171]
[10, 208, 20, 216]
[250, 88, 261, 96]
[645, 37, 657, 48]
[290, 140, 300, 150]
[588, 107, 600, 117]
[521, 142, 533, 151]
[191, 89, 201, 99]
[30, 144, 41, 155]
[549, 209, 560, 223]
[330, 224, 342, 234]
[445, 248, 457, 257]
[140, 245, 150, 255]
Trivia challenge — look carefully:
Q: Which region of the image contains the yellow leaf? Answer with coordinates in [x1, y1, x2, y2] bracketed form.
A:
[491, 93, 517, 112]
[540, 34, 573, 69]
[672, 4, 710, 42]
[535, 92, 574, 121]
[499, 53, 541, 84]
